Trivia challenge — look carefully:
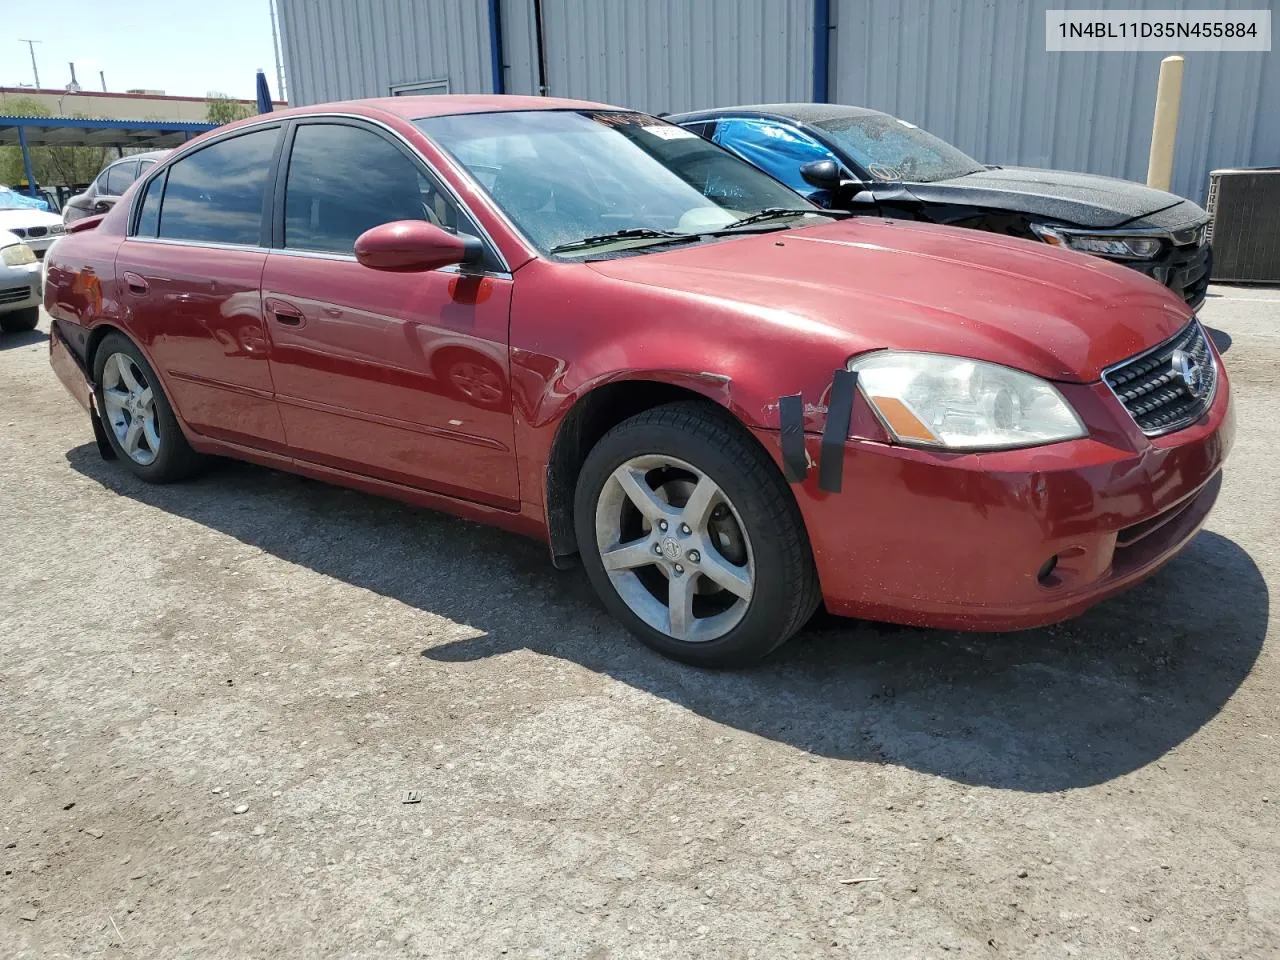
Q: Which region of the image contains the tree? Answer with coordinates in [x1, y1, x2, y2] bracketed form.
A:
[205, 93, 254, 125]
[0, 96, 109, 189]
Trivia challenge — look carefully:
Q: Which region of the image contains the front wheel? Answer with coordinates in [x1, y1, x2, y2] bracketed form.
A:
[574, 402, 820, 667]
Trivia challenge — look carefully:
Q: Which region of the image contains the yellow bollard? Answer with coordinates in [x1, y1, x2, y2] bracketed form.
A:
[1147, 55, 1185, 192]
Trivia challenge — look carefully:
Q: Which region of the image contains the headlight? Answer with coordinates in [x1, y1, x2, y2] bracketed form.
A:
[848, 351, 1087, 450]
[1030, 223, 1162, 260]
[1, 243, 37, 267]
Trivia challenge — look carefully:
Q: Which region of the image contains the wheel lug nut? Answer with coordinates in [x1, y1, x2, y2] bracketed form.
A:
[658, 520, 668, 532]
[688, 550, 700, 563]
[653, 544, 662, 555]
[679, 523, 691, 535]
[674, 564, 684, 575]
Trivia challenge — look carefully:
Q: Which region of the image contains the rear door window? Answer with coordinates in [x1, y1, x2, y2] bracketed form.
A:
[157, 128, 278, 246]
[104, 161, 139, 197]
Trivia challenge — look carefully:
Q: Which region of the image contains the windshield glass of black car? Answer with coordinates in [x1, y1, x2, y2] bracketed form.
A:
[815, 114, 985, 183]
[416, 110, 836, 257]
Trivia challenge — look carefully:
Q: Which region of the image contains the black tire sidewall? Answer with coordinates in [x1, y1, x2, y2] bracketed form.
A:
[574, 406, 813, 667]
[92, 333, 194, 482]
[0, 307, 39, 333]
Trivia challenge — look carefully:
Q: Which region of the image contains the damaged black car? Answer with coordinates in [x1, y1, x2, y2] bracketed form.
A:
[669, 103, 1212, 309]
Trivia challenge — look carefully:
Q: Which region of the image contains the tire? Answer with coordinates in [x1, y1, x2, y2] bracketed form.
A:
[0, 306, 39, 333]
[574, 401, 820, 668]
[92, 332, 206, 483]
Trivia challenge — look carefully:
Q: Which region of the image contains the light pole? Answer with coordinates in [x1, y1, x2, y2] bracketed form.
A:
[18, 39, 42, 88]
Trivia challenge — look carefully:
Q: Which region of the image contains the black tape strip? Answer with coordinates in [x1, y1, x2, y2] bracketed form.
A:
[778, 393, 807, 483]
[818, 369, 857, 493]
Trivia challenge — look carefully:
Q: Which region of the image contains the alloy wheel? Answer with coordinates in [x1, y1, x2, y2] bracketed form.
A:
[101, 352, 161, 466]
[594, 454, 755, 643]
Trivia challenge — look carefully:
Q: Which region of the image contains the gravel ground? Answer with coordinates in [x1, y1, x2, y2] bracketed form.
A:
[2, 288, 1278, 959]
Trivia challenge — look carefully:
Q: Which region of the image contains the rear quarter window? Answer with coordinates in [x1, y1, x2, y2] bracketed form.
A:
[134, 172, 165, 238]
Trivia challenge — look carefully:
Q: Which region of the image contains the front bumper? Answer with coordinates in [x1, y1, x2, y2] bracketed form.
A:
[24, 234, 60, 259]
[0, 262, 41, 313]
[1121, 240, 1211, 310]
[772, 359, 1233, 632]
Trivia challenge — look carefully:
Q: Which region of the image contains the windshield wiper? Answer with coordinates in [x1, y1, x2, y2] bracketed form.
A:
[549, 228, 700, 255]
[714, 207, 851, 232]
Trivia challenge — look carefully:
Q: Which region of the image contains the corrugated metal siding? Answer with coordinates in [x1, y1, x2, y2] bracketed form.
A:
[499, 0, 541, 95]
[277, 0, 1275, 204]
[277, 0, 496, 106]
[830, 0, 1278, 203]
[536, 0, 813, 113]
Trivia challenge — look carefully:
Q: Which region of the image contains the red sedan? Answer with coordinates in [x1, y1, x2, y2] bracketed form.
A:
[45, 95, 1233, 667]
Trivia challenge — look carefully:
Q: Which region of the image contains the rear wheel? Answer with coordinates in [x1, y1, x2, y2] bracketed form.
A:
[0, 306, 39, 333]
[574, 402, 820, 667]
[93, 332, 206, 483]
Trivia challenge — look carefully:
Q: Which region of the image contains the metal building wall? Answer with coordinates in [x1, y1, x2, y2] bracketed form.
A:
[534, 0, 813, 113]
[830, 0, 1278, 203]
[276, 0, 1274, 204]
[277, 0, 495, 106]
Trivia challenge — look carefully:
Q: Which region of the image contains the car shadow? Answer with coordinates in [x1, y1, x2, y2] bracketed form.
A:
[66, 444, 1268, 794]
[0, 327, 47, 351]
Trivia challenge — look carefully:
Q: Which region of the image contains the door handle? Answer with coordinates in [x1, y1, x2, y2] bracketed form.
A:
[265, 297, 305, 326]
[123, 272, 149, 295]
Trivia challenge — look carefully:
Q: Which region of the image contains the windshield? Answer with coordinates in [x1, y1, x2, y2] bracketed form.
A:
[814, 113, 985, 183]
[416, 110, 826, 256]
[0, 188, 50, 212]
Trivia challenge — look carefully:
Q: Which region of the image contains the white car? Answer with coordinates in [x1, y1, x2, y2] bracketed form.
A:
[0, 190, 65, 259]
[0, 229, 41, 333]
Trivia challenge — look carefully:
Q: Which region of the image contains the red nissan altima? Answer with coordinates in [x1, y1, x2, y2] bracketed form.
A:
[45, 95, 1233, 666]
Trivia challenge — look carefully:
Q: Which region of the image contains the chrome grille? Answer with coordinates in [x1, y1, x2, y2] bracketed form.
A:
[26, 226, 47, 238]
[1104, 322, 1217, 437]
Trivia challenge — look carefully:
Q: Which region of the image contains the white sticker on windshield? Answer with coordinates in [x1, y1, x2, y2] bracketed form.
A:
[642, 124, 698, 139]
[897, 119, 918, 128]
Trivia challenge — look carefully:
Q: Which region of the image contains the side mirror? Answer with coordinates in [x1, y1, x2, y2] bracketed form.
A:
[354, 220, 483, 273]
[799, 159, 864, 199]
[799, 159, 842, 192]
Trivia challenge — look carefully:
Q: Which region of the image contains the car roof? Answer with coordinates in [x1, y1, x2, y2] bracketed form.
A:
[669, 103, 890, 126]
[240, 94, 620, 126]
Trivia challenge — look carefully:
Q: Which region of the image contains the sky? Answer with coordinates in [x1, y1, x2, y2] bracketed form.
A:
[1, 0, 282, 101]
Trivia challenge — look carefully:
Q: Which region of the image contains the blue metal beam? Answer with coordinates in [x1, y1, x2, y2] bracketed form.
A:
[487, 0, 505, 94]
[813, 0, 831, 103]
[17, 125, 37, 197]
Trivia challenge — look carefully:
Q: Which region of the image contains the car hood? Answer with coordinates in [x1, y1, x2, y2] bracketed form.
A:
[911, 166, 1201, 229]
[0, 207, 61, 228]
[588, 218, 1193, 383]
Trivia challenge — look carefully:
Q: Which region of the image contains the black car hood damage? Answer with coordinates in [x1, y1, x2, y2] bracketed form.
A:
[907, 166, 1202, 229]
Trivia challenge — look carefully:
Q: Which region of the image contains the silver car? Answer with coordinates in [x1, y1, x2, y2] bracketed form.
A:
[62, 150, 169, 224]
[0, 229, 41, 333]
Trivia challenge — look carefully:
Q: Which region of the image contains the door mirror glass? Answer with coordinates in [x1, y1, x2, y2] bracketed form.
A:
[354, 220, 480, 272]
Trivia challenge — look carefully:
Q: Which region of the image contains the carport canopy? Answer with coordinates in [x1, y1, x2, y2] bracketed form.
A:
[1, 115, 217, 196]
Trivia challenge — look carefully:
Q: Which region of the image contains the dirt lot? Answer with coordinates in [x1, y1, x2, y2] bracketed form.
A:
[1, 288, 1278, 959]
